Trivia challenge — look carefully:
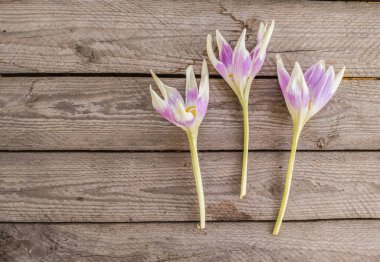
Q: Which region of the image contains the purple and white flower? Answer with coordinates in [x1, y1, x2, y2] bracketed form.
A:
[207, 21, 274, 102]
[150, 60, 209, 134]
[276, 55, 345, 128]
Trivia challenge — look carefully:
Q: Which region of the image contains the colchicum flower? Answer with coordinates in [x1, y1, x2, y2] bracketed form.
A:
[273, 55, 345, 235]
[207, 21, 274, 198]
[150, 60, 209, 229]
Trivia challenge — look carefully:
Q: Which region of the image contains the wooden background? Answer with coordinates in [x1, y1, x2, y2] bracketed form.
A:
[0, 0, 379, 261]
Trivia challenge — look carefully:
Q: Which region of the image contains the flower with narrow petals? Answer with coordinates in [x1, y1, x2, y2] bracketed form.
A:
[207, 21, 274, 199]
[273, 55, 345, 235]
[150, 60, 209, 229]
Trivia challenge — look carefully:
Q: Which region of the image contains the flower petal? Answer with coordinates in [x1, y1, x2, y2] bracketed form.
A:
[276, 54, 290, 94]
[216, 30, 233, 70]
[208, 33, 241, 99]
[304, 60, 325, 90]
[250, 21, 274, 79]
[185, 65, 198, 107]
[285, 62, 309, 123]
[173, 99, 195, 127]
[234, 28, 248, 55]
[150, 70, 184, 105]
[150, 85, 176, 125]
[207, 34, 229, 79]
[257, 20, 274, 60]
[232, 29, 252, 92]
[332, 66, 345, 94]
[307, 66, 335, 119]
[196, 59, 209, 123]
[257, 22, 267, 43]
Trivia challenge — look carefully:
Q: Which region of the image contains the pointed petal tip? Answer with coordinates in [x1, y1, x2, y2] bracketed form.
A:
[340, 66, 346, 75]
[202, 59, 207, 67]
[294, 61, 301, 70]
[276, 54, 283, 62]
[186, 65, 194, 74]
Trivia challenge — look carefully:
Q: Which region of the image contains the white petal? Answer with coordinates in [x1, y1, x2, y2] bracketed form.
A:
[234, 28, 247, 54]
[185, 65, 198, 106]
[150, 85, 167, 111]
[216, 29, 228, 52]
[199, 59, 209, 100]
[258, 20, 274, 58]
[150, 70, 168, 100]
[257, 22, 267, 42]
[173, 99, 194, 123]
[207, 34, 220, 69]
[150, 70, 184, 104]
[276, 54, 290, 92]
[287, 62, 309, 103]
[332, 66, 345, 94]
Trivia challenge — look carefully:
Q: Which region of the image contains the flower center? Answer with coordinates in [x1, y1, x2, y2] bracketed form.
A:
[185, 106, 197, 117]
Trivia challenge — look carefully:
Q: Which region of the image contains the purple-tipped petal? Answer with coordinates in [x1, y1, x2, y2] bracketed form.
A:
[216, 30, 233, 70]
[232, 52, 252, 79]
[250, 54, 264, 79]
[276, 55, 290, 95]
[185, 65, 198, 107]
[150, 86, 177, 125]
[308, 66, 335, 117]
[304, 60, 325, 90]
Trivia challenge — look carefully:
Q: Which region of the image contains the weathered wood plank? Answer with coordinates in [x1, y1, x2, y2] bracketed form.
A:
[0, 0, 379, 76]
[0, 221, 379, 261]
[0, 152, 378, 222]
[0, 77, 379, 150]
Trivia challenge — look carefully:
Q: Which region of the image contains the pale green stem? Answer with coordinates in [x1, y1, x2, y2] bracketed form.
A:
[240, 101, 249, 199]
[186, 130, 206, 229]
[273, 127, 301, 235]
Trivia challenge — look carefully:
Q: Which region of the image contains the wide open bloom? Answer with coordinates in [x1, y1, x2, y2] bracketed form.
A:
[273, 55, 345, 235]
[150, 60, 209, 229]
[207, 21, 274, 199]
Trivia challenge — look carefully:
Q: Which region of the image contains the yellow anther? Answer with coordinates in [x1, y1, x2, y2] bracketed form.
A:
[228, 73, 233, 78]
[186, 106, 197, 117]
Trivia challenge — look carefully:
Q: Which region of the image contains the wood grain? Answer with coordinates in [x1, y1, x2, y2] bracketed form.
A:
[0, 221, 379, 261]
[0, 151, 378, 222]
[0, 0, 379, 76]
[0, 77, 379, 150]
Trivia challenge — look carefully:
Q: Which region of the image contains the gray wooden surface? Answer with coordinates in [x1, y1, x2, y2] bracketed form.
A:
[0, 78, 379, 150]
[0, 0, 379, 261]
[0, 152, 378, 222]
[1, 221, 379, 261]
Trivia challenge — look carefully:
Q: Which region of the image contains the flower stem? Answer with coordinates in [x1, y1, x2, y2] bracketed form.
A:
[273, 127, 301, 235]
[240, 101, 249, 199]
[187, 130, 206, 229]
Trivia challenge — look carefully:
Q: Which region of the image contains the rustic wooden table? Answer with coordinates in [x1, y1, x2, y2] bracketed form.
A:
[0, 0, 379, 261]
